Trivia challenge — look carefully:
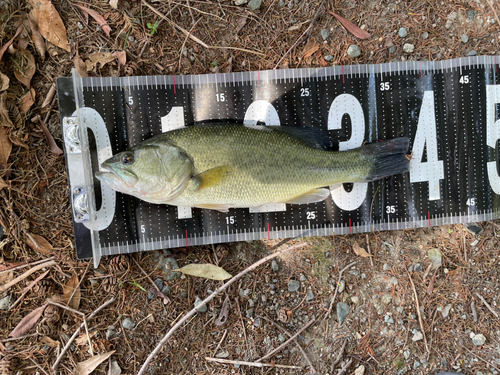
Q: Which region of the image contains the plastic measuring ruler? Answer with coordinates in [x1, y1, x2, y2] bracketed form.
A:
[56, 56, 500, 267]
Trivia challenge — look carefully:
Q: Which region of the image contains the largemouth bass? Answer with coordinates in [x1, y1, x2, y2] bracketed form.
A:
[96, 124, 409, 212]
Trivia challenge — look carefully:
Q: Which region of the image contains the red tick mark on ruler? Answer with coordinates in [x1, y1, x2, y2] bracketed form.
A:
[420, 61, 423, 79]
[173, 76, 176, 94]
[185, 229, 188, 246]
[428, 211, 431, 227]
[495, 56, 498, 73]
[342, 66, 345, 84]
[267, 222, 270, 240]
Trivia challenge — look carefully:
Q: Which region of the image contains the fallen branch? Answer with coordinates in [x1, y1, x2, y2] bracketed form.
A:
[9, 270, 50, 310]
[324, 261, 359, 319]
[137, 242, 307, 375]
[0, 256, 56, 275]
[0, 260, 56, 293]
[408, 272, 430, 354]
[475, 292, 499, 318]
[206, 357, 303, 369]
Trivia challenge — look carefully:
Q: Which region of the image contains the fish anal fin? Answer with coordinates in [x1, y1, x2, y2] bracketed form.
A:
[193, 166, 232, 190]
[284, 188, 330, 205]
[195, 204, 231, 213]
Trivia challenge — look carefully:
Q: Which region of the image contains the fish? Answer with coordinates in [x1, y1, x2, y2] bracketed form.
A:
[95, 124, 410, 212]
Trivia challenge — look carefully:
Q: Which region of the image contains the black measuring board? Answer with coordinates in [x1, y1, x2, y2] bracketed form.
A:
[56, 56, 500, 264]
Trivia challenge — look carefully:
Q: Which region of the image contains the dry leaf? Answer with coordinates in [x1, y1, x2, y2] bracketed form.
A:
[62, 273, 81, 310]
[41, 83, 56, 109]
[14, 48, 36, 88]
[0, 26, 22, 62]
[0, 176, 7, 190]
[352, 242, 372, 258]
[9, 303, 48, 338]
[75, 331, 97, 346]
[26, 13, 46, 59]
[178, 263, 232, 280]
[75, 4, 111, 37]
[0, 93, 13, 128]
[111, 50, 126, 70]
[236, 15, 247, 32]
[302, 39, 319, 58]
[38, 119, 63, 155]
[0, 126, 12, 165]
[0, 72, 9, 92]
[20, 88, 36, 113]
[109, 0, 118, 9]
[73, 51, 88, 78]
[330, 11, 371, 39]
[25, 232, 53, 255]
[85, 52, 116, 71]
[214, 295, 230, 326]
[40, 336, 60, 347]
[29, 0, 70, 51]
[74, 350, 115, 375]
[10, 134, 29, 150]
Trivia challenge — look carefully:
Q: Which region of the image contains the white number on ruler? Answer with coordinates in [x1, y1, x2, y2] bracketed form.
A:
[226, 216, 235, 224]
[128, 97, 133, 105]
[141, 225, 146, 233]
[380, 82, 390, 91]
[459, 75, 470, 84]
[386, 205, 395, 213]
[409, 91, 444, 201]
[306, 211, 316, 219]
[328, 94, 368, 211]
[301, 88, 310, 97]
[486, 85, 500, 194]
[216, 93, 226, 102]
[466, 198, 475, 206]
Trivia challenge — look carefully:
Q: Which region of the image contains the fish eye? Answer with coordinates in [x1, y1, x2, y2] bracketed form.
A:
[121, 153, 134, 165]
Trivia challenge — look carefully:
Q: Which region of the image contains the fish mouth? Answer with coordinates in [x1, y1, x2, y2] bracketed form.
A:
[95, 164, 137, 189]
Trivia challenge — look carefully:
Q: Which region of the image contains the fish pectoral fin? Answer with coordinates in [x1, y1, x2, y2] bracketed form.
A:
[193, 165, 233, 190]
[195, 204, 231, 213]
[284, 188, 331, 205]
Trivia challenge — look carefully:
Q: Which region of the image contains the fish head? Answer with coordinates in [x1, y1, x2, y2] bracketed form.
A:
[96, 141, 194, 202]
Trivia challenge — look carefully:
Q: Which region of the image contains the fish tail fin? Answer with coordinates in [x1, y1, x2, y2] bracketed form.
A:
[359, 137, 410, 182]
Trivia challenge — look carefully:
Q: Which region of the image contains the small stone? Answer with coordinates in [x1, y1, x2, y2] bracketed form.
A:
[398, 27, 408, 38]
[247, 0, 262, 11]
[388, 46, 396, 54]
[323, 55, 334, 62]
[384, 314, 394, 324]
[235, 0, 247, 4]
[110, 360, 122, 375]
[306, 290, 315, 301]
[461, 34, 469, 44]
[215, 350, 230, 358]
[466, 10, 477, 22]
[194, 296, 207, 312]
[390, 277, 398, 285]
[336, 302, 350, 325]
[471, 333, 486, 346]
[253, 318, 261, 328]
[127, 35, 135, 42]
[348, 270, 359, 276]
[414, 360, 421, 369]
[300, 274, 306, 282]
[421, 31, 429, 39]
[383, 263, 390, 271]
[278, 333, 286, 343]
[288, 280, 300, 292]
[271, 260, 279, 272]
[438, 303, 452, 318]
[403, 43, 415, 53]
[0, 295, 11, 310]
[148, 278, 164, 299]
[338, 280, 345, 293]
[239, 289, 251, 297]
[466, 50, 477, 56]
[279, 0, 285, 7]
[354, 365, 365, 375]
[403, 350, 410, 360]
[396, 306, 404, 313]
[414, 263, 423, 272]
[77, 22, 84, 30]
[261, 294, 267, 303]
[347, 44, 361, 58]
[164, 258, 181, 280]
[246, 309, 254, 318]
[381, 292, 392, 305]
[428, 248, 442, 270]
[412, 330, 424, 341]
[471, 239, 479, 247]
[122, 318, 135, 330]
[248, 299, 255, 307]
[106, 326, 117, 340]
[324, 251, 330, 258]
[320, 29, 330, 40]
[351, 296, 360, 304]
[162, 285, 171, 296]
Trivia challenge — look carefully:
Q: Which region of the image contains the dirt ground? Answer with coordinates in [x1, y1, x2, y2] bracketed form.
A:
[1, 0, 500, 374]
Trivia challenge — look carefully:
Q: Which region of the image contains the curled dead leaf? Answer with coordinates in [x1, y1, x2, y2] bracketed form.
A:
[85, 52, 116, 71]
[329, 11, 371, 40]
[25, 232, 53, 255]
[20, 88, 36, 113]
[9, 134, 29, 150]
[0, 92, 14, 128]
[214, 295, 230, 326]
[9, 303, 48, 338]
[353, 242, 372, 258]
[75, 330, 97, 346]
[0, 126, 12, 165]
[111, 50, 126, 71]
[302, 39, 319, 59]
[14, 48, 36, 88]
[38, 118, 63, 155]
[26, 13, 46, 60]
[236, 15, 247, 32]
[41, 83, 56, 109]
[0, 26, 22, 62]
[40, 336, 60, 347]
[178, 263, 232, 280]
[0, 72, 9, 92]
[75, 4, 111, 37]
[29, 0, 70, 51]
[74, 350, 115, 375]
[73, 51, 88, 78]
[62, 273, 81, 310]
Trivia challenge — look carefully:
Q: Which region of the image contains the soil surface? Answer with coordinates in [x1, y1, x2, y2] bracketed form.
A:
[1, 0, 500, 374]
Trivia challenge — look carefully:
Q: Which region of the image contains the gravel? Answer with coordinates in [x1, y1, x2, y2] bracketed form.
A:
[384, 314, 394, 324]
[428, 248, 442, 270]
[247, 0, 262, 10]
[122, 318, 135, 330]
[106, 325, 117, 340]
[234, 0, 247, 4]
[412, 330, 424, 341]
[320, 29, 330, 40]
[194, 296, 207, 312]
[0, 295, 11, 310]
[398, 27, 408, 38]
[271, 259, 279, 272]
[148, 278, 164, 299]
[347, 45, 361, 58]
[239, 288, 251, 297]
[278, 333, 286, 342]
[306, 290, 314, 301]
[288, 279, 300, 292]
[299, 274, 306, 282]
[422, 31, 429, 39]
[461, 34, 469, 44]
[403, 43, 415, 53]
[323, 55, 334, 62]
[110, 360, 122, 375]
[471, 333, 486, 346]
[466, 50, 477, 56]
[336, 302, 350, 325]
[338, 279, 345, 293]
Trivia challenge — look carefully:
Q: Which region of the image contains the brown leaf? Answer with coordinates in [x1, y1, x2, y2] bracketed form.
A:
[9, 303, 48, 338]
[10, 134, 29, 150]
[236, 15, 247, 32]
[0, 126, 12, 165]
[329, 11, 371, 39]
[352, 242, 372, 258]
[85, 52, 115, 71]
[75, 330, 97, 346]
[40, 336, 60, 347]
[62, 273, 81, 310]
[214, 295, 230, 326]
[0, 71, 9, 92]
[14, 48, 36, 88]
[302, 38, 320, 58]
[73, 51, 88, 78]
[25, 232, 53, 255]
[0, 92, 13, 128]
[41, 83, 56, 109]
[0, 26, 22, 62]
[0, 176, 7, 190]
[111, 50, 126, 70]
[20, 88, 36, 113]
[74, 350, 115, 375]
[28, 0, 70, 51]
[27, 12, 47, 60]
[75, 4, 111, 37]
[38, 119, 63, 155]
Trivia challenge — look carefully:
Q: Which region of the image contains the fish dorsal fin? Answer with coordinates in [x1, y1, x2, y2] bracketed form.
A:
[195, 204, 231, 212]
[264, 126, 333, 150]
[284, 188, 331, 205]
[192, 166, 233, 190]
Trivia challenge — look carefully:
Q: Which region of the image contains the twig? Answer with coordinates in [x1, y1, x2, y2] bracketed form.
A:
[178, 19, 201, 72]
[0, 260, 56, 293]
[66, 263, 90, 315]
[408, 272, 430, 354]
[205, 357, 303, 369]
[471, 302, 478, 322]
[475, 292, 499, 318]
[462, 345, 500, 371]
[366, 234, 374, 269]
[137, 242, 307, 375]
[52, 297, 115, 370]
[143, 1, 266, 57]
[213, 329, 227, 355]
[338, 359, 353, 375]
[274, 24, 312, 69]
[324, 261, 359, 319]
[236, 298, 250, 358]
[9, 270, 50, 310]
[331, 339, 348, 369]
[256, 318, 316, 363]
[132, 256, 171, 303]
[0, 332, 38, 342]
[0, 256, 56, 275]
[258, 315, 317, 374]
[487, 0, 500, 27]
